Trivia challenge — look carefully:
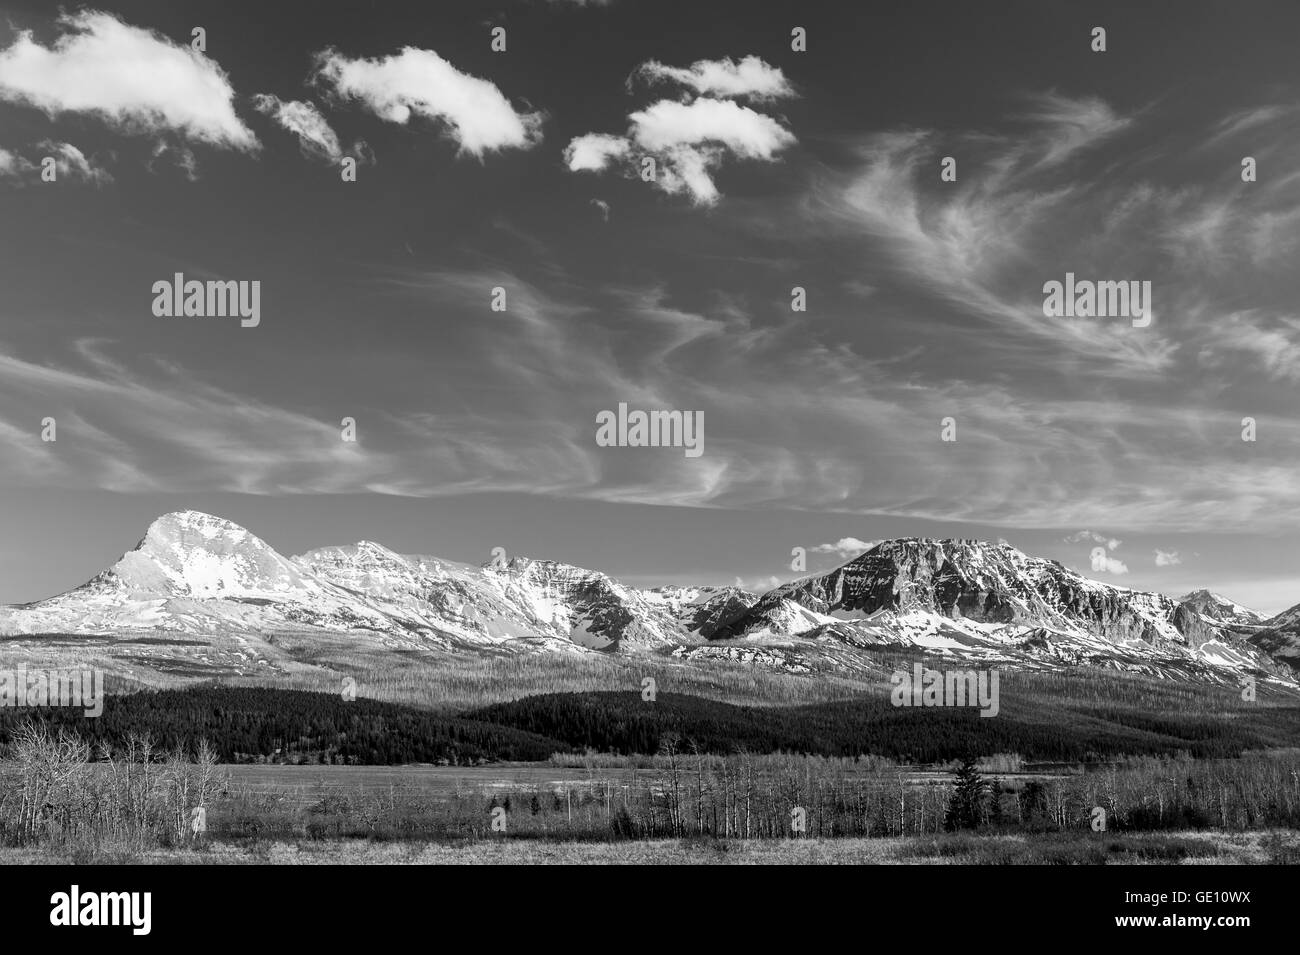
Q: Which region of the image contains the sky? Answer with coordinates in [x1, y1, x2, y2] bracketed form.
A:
[2, 0, 1300, 612]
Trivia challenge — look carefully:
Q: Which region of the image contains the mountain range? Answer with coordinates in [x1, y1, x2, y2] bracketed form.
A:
[0, 510, 1296, 688]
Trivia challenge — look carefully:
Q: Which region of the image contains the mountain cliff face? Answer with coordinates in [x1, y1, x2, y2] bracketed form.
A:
[712, 539, 1177, 641]
[1243, 601, 1300, 674]
[0, 514, 1293, 687]
[708, 539, 1286, 681]
[1177, 590, 1265, 628]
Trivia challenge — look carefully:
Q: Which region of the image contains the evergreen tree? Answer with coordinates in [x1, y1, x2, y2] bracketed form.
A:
[944, 759, 988, 831]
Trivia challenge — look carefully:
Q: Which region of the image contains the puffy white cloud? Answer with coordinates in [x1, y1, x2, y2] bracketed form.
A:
[590, 198, 611, 221]
[1154, 549, 1182, 567]
[634, 55, 794, 103]
[810, 537, 878, 560]
[565, 98, 794, 206]
[628, 98, 794, 159]
[0, 11, 257, 151]
[564, 133, 630, 171]
[252, 94, 367, 164]
[1064, 530, 1120, 550]
[1095, 555, 1129, 575]
[312, 46, 543, 157]
[565, 55, 795, 206]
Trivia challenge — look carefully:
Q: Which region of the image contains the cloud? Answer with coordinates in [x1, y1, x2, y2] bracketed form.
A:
[1094, 555, 1129, 575]
[1193, 310, 1300, 383]
[1154, 549, 1182, 567]
[12, 258, 1300, 535]
[0, 147, 35, 178]
[812, 114, 1180, 381]
[810, 537, 878, 560]
[628, 98, 794, 159]
[565, 62, 796, 206]
[1015, 92, 1130, 170]
[1203, 105, 1292, 148]
[734, 575, 782, 592]
[312, 46, 543, 157]
[633, 55, 794, 103]
[252, 94, 368, 164]
[1064, 531, 1120, 550]
[564, 133, 630, 171]
[0, 340, 382, 494]
[1066, 532, 1125, 573]
[0, 142, 110, 185]
[38, 140, 113, 185]
[590, 198, 611, 221]
[148, 141, 199, 180]
[0, 11, 257, 151]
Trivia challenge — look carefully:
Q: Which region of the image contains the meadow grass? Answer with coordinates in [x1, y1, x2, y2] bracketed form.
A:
[1, 828, 1293, 865]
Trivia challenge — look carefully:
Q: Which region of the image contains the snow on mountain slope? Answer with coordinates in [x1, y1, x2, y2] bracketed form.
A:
[295, 545, 688, 650]
[713, 539, 1170, 641]
[0, 512, 700, 659]
[641, 585, 757, 638]
[292, 542, 537, 645]
[1177, 589, 1266, 628]
[1243, 599, 1300, 674]
[111, 511, 321, 598]
[708, 538, 1287, 680]
[0, 514, 1294, 687]
[481, 557, 685, 649]
[0, 511, 399, 640]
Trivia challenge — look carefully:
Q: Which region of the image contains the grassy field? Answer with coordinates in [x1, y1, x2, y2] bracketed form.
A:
[2, 829, 1296, 865]
[2, 665, 1297, 865]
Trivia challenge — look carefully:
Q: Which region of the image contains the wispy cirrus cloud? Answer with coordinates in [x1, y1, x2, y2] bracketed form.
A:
[252, 94, 370, 165]
[1202, 104, 1293, 149]
[39, 140, 113, 185]
[1014, 92, 1131, 171]
[0, 141, 111, 185]
[0, 147, 34, 178]
[7, 250, 1300, 535]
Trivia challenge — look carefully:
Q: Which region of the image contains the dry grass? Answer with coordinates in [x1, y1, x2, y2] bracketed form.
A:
[1, 828, 1294, 865]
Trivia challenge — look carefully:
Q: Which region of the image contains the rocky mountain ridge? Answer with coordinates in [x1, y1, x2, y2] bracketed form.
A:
[0, 513, 1294, 687]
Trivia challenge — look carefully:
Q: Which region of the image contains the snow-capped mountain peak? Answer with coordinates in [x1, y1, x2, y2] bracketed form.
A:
[707, 537, 1290, 682]
[1176, 589, 1265, 626]
[0, 517, 1294, 686]
[104, 509, 320, 599]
